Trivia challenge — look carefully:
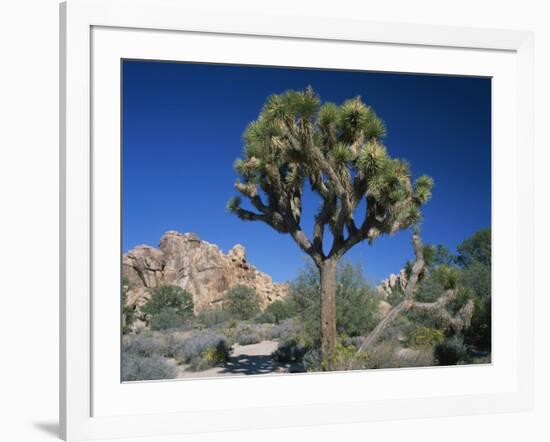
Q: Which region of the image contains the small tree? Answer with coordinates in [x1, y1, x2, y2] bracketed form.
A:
[122, 278, 136, 335]
[141, 285, 194, 327]
[260, 299, 295, 324]
[224, 285, 261, 320]
[456, 228, 491, 267]
[228, 87, 433, 360]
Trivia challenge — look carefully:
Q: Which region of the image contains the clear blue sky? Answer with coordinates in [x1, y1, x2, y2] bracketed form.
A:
[122, 60, 491, 284]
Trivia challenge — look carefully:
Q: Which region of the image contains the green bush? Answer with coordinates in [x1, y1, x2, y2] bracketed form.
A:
[272, 337, 309, 364]
[149, 308, 195, 331]
[257, 300, 295, 324]
[431, 265, 461, 290]
[321, 336, 370, 371]
[460, 249, 491, 350]
[172, 330, 231, 370]
[141, 285, 194, 329]
[122, 333, 166, 357]
[335, 263, 379, 336]
[197, 346, 229, 370]
[303, 348, 322, 371]
[121, 279, 136, 334]
[121, 354, 176, 381]
[288, 262, 378, 344]
[406, 326, 445, 349]
[365, 340, 434, 369]
[224, 285, 261, 320]
[456, 228, 491, 267]
[264, 318, 298, 341]
[234, 324, 262, 345]
[434, 336, 468, 366]
[461, 260, 491, 299]
[198, 308, 231, 328]
[464, 295, 491, 350]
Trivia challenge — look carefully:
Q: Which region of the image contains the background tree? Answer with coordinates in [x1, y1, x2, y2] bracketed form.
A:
[122, 278, 136, 335]
[456, 228, 491, 267]
[224, 285, 262, 320]
[228, 87, 433, 361]
[141, 285, 194, 330]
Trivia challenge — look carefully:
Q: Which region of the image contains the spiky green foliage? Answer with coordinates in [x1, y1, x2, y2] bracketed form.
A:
[228, 87, 433, 262]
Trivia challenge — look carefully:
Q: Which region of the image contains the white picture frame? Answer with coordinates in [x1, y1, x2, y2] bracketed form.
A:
[60, 0, 534, 440]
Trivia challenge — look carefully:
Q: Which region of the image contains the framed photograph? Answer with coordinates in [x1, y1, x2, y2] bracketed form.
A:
[60, 0, 534, 440]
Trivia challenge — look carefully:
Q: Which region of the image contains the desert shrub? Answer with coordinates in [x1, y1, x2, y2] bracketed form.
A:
[234, 323, 262, 345]
[335, 264, 379, 336]
[461, 260, 491, 299]
[224, 285, 261, 320]
[322, 336, 370, 371]
[257, 300, 295, 324]
[395, 347, 434, 368]
[121, 353, 176, 381]
[122, 305, 136, 335]
[149, 308, 196, 331]
[141, 285, 194, 329]
[461, 261, 491, 350]
[289, 262, 378, 344]
[341, 335, 364, 350]
[456, 228, 491, 268]
[194, 346, 229, 371]
[464, 296, 491, 350]
[406, 326, 445, 349]
[172, 330, 230, 370]
[287, 265, 321, 344]
[122, 333, 165, 357]
[434, 336, 468, 366]
[122, 279, 136, 335]
[272, 337, 308, 364]
[264, 318, 297, 341]
[271, 327, 312, 364]
[365, 340, 434, 369]
[386, 284, 405, 306]
[420, 265, 460, 298]
[303, 348, 322, 371]
[142, 285, 194, 316]
[431, 244, 456, 267]
[364, 340, 399, 369]
[198, 308, 231, 328]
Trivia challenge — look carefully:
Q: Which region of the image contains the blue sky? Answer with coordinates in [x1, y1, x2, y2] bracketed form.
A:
[122, 60, 491, 284]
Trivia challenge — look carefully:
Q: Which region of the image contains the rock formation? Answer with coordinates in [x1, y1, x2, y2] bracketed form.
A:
[123, 231, 288, 322]
[375, 268, 408, 298]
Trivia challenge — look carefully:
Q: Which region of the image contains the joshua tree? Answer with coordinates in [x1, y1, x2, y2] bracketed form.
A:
[359, 227, 474, 352]
[227, 87, 434, 360]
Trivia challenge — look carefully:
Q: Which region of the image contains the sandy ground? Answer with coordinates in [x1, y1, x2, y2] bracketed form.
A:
[176, 340, 296, 379]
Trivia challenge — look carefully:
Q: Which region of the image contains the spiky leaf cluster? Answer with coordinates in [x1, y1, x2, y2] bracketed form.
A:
[228, 87, 433, 263]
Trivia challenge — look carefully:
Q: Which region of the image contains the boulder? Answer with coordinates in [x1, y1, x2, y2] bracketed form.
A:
[123, 231, 288, 323]
[375, 268, 408, 298]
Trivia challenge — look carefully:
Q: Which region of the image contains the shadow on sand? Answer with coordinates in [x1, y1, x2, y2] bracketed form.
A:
[219, 354, 278, 375]
[219, 354, 305, 375]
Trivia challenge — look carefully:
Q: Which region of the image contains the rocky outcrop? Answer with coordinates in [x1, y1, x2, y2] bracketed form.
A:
[123, 231, 288, 319]
[377, 300, 393, 319]
[375, 268, 408, 298]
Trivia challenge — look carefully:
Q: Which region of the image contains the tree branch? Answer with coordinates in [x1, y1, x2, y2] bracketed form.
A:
[358, 228, 474, 351]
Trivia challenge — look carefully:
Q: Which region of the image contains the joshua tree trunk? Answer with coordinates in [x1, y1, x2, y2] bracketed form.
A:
[229, 88, 435, 369]
[319, 259, 338, 358]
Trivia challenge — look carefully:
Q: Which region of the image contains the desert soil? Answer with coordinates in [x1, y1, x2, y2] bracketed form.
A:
[175, 340, 297, 379]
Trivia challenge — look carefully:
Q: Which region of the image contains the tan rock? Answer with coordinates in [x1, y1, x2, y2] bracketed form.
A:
[376, 268, 408, 298]
[377, 300, 393, 319]
[123, 231, 288, 323]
